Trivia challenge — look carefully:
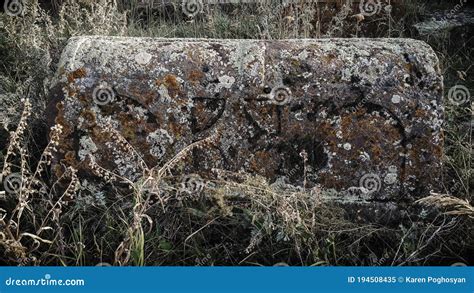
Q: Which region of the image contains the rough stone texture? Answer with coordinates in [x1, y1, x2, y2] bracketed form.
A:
[49, 37, 444, 219]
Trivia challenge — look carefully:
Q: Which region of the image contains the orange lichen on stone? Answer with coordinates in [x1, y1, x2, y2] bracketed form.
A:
[67, 68, 87, 83]
[64, 151, 77, 167]
[81, 109, 97, 128]
[414, 109, 427, 118]
[322, 53, 337, 64]
[122, 127, 136, 141]
[169, 120, 184, 137]
[54, 103, 73, 136]
[78, 94, 89, 104]
[249, 151, 275, 177]
[341, 114, 353, 132]
[142, 92, 156, 106]
[66, 87, 77, 98]
[188, 70, 205, 84]
[117, 113, 140, 140]
[91, 127, 112, 144]
[165, 74, 180, 89]
[155, 74, 182, 99]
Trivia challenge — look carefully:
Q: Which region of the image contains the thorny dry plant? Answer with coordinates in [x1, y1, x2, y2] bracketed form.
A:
[96, 129, 221, 265]
[0, 99, 79, 265]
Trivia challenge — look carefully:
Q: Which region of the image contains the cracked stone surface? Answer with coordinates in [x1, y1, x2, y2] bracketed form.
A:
[49, 36, 444, 219]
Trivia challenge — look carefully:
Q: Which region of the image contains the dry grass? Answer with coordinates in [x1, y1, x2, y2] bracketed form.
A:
[417, 193, 474, 219]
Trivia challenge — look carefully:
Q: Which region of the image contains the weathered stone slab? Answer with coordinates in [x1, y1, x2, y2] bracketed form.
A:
[49, 37, 443, 209]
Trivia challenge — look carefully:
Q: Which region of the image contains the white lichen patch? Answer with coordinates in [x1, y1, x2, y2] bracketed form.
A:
[147, 129, 174, 158]
[78, 136, 98, 161]
[391, 94, 402, 104]
[384, 173, 398, 185]
[297, 50, 309, 60]
[231, 41, 262, 74]
[127, 105, 149, 120]
[216, 75, 235, 91]
[135, 51, 152, 65]
[158, 84, 172, 103]
[388, 165, 398, 173]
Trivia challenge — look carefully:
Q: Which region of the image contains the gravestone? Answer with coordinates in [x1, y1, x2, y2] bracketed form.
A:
[49, 37, 444, 222]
